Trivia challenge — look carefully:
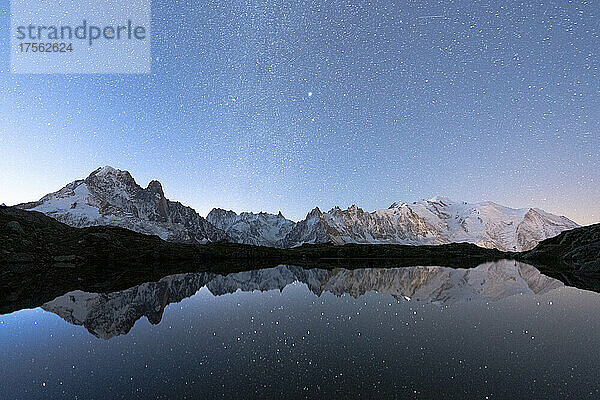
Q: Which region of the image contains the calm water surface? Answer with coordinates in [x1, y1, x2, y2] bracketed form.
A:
[1, 260, 599, 399]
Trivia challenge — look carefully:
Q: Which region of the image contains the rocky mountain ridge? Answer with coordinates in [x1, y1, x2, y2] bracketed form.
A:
[282, 197, 579, 251]
[17, 166, 579, 250]
[207, 208, 295, 247]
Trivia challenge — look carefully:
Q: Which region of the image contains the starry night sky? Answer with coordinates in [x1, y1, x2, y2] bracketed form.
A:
[0, 0, 598, 224]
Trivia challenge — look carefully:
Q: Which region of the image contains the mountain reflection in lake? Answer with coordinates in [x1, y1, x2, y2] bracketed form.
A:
[42, 261, 562, 339]
[1, 260, 599, 399]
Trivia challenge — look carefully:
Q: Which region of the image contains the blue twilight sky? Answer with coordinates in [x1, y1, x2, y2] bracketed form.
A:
[0, 0, 598, 224]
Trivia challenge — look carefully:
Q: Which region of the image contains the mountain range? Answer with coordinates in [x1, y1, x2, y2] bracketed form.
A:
[17, 166, 579, 251]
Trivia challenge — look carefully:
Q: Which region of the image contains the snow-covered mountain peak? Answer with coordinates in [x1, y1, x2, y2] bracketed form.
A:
[19, 167, 225, 243]
[389, 197, 456, 210]
[425, 196, 456, 205]
[326, 205, 364, 215]
[306, 206, 323, 218]
[92, 165, 119, 176]
[88, 165, 137, 185]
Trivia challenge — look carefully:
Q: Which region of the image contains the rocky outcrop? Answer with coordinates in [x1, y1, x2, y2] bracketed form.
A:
[521, 223, 600, 271]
